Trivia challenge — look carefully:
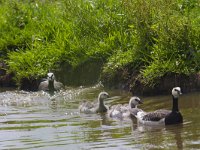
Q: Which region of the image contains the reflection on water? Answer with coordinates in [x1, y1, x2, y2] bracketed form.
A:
[0, 85, 200, 149]
[131, 123, 184, 149]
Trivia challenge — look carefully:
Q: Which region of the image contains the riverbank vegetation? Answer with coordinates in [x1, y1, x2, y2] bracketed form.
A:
[0, 0, 200, 90]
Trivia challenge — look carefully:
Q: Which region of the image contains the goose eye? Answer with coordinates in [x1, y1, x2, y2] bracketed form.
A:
[135, 98, 142, 104]
[174, 89, 180, 93]
[102, 94, 107, 97]
[135, 99, 140, 102]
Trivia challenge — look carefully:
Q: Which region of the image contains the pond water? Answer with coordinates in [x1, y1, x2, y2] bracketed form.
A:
[0, 84, 200, 150]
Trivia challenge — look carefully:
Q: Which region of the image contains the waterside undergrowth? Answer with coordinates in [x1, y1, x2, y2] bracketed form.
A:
[0, 0, 199, 90]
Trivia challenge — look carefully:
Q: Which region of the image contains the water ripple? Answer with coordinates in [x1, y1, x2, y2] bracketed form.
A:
[0, 86, 200, 149]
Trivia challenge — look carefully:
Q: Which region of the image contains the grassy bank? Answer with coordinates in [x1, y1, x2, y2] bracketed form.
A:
[0, 0, 200, 89]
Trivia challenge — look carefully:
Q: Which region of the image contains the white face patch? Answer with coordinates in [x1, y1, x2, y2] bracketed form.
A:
[172, 87, 182, 98]
[47, 73, 55, 81]
[129, 96, 142, 108]
[99, 92, 109, 100]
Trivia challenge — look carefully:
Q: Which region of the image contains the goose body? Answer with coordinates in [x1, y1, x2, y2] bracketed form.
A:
[79, 92, 109, 114]
[38, 73, 64, 92]
[131, 87, 183, 126]
[108, 96, 142, 119]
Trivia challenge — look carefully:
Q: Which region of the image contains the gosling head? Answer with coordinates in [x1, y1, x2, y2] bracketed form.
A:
[98, 92, 109, 102]
[47, 72, 55, 82]
[172, 87, 182, 99]
[129, 96, 143, 108]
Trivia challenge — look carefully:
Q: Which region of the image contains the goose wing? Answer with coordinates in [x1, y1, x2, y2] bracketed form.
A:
[129, 107, 143, 116]
[108, 104, 123, 118]
[38, 81, 49, 91]
[142, 111, 169, 121]
[154, 109, 171, 116]
[121, 103, 131, 113]
[120, 104, 132, 118]
[79, 101, 96, 113]
[109, 104, 119, 110]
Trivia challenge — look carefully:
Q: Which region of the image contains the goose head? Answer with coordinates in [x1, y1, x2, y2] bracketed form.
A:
[98, 92, 109, 102]
[47, 73, 55, 82]
[172, 87, 182, 98]
[129, 96, 143, 108]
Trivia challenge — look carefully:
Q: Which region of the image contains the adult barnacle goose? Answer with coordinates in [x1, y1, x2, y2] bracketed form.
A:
[38, 72, 64, 93]
[130, 87, 183, 125]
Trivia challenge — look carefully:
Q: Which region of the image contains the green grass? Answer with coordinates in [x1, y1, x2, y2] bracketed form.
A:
[0, 0, 200, 87]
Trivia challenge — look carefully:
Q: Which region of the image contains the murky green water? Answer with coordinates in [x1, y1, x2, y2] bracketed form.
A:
[0, 85, 200, 150]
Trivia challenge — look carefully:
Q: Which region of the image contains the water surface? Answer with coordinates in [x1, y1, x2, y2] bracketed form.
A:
[0, 85, 199, 149]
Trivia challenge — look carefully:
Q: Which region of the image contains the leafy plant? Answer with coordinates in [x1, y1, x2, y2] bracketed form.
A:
[0, 0, 199, 88]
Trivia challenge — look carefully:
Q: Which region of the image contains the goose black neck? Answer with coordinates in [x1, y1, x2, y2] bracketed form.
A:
[48, 80, 55, 92]
[172, 96, 179, 112]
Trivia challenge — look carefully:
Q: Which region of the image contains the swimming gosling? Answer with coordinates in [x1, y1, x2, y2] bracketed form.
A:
[108, 96, 142, 119]
[79, 92, 109, 114]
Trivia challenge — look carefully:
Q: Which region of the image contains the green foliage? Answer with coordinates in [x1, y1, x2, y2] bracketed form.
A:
[136, 0, 200, 86]
[103, 49, 135, 76]
[0, 0, 199, 87]
[1, 0, 122, 84]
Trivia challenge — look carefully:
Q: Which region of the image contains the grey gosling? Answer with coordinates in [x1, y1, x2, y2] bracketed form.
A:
[79, 92, 109, 114]
[108, 96, 142, 119]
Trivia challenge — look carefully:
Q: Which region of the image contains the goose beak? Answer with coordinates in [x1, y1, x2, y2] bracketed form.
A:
[179, 91, 182, 95]
[139, 100, 143, 104]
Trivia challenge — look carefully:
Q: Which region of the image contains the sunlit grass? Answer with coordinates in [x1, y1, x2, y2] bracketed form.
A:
[0, 0, 199, 87]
